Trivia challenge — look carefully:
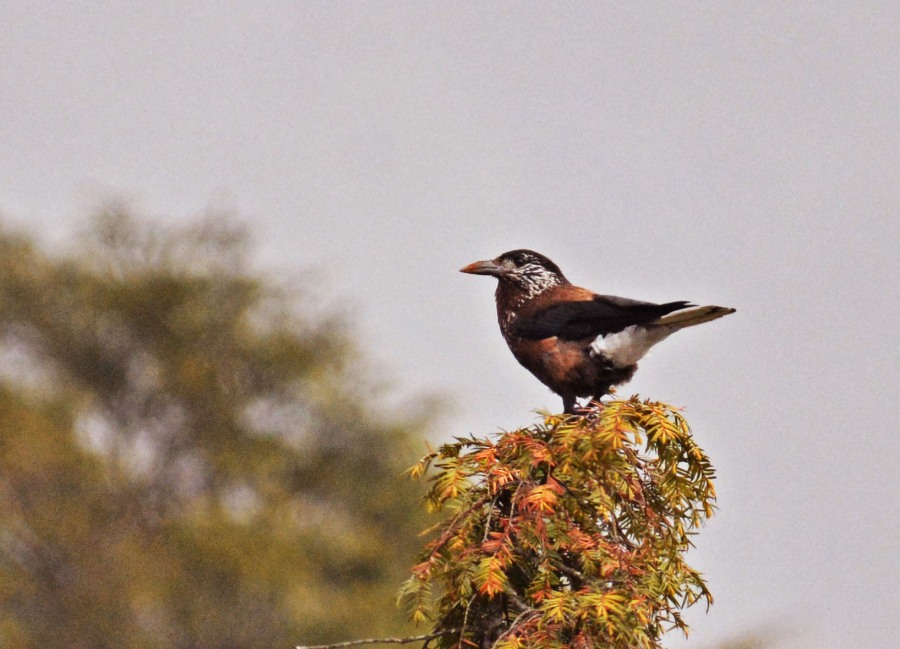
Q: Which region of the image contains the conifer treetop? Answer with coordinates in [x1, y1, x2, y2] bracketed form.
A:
[399, 397, 717, 649]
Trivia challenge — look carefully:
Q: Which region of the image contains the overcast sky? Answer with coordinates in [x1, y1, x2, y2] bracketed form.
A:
[2, 3, 898, 648]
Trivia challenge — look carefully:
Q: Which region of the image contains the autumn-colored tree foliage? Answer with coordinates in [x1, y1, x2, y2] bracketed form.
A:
[0, 208, 428, 648]
[399, 399, 716, 649]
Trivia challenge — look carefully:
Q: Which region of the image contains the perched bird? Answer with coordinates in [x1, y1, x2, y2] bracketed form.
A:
[461, 249, 735, 414]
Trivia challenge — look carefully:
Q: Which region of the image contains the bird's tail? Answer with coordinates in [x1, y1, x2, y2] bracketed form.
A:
[655, 305, 736, 329]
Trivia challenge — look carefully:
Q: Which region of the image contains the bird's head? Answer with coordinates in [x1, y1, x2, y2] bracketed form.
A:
[461, 249, 568, 297]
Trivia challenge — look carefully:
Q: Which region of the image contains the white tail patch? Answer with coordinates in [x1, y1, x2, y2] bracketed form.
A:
[590, 325, 673, 367]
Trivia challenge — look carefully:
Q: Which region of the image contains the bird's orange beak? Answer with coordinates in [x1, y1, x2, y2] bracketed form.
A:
[460, 259, 503, 276]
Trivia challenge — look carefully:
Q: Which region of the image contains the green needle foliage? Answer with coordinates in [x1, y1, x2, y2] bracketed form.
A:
[399, 398, 716, 649]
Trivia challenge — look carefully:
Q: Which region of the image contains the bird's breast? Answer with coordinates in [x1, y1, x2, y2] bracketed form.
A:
[507, 336, 593, 392]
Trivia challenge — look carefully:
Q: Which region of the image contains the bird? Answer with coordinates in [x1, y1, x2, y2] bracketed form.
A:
[460, 249, 735, 414]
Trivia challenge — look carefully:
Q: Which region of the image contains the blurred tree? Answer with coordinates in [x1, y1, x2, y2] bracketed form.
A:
[0, 207, 429, 648]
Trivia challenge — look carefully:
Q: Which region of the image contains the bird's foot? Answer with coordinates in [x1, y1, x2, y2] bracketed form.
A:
[567, 399, 604, 418]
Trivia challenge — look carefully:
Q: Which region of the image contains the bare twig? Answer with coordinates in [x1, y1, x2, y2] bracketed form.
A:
[549, 557, 585, 583]
[296, 628, 461, 649]
[491, 607, 538, 648]
[459, 592, 478, 647]
[506, 592, 535, 615]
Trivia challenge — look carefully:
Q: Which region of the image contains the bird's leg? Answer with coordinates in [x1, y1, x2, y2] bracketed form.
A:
[563, 395, 602, 417]
[587, 395, 605, 411]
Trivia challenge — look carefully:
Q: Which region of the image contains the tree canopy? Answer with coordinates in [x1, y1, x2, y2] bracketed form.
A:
[0, 208, 429, 648]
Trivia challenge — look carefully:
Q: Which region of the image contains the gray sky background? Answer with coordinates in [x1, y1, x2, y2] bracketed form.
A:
[2, 3, 898, 648]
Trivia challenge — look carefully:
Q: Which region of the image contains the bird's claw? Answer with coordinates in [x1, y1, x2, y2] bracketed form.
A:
[569, 400, 604, 419]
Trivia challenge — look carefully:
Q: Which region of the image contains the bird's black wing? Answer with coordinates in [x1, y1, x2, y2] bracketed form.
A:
[511, 296, 694, 340]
